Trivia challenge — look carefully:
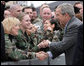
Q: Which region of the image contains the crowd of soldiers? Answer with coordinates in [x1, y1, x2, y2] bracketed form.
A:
[1, 2, 64, 61]
[1, 1, 83, 62]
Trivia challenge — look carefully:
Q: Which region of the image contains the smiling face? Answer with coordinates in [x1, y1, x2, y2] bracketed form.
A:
[43, 20, 52, 31]
[21, 14, 31, 29]
[24, 8, 33, 19]
[40, 4, 49, 17]
[42, 8, 52, 22]
[55, 8, 69, 28]
[11, 24, 20, 36]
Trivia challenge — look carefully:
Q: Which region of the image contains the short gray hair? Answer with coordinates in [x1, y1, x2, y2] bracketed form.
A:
[9, 4, 21, 11]
[57, 3, 75, 17]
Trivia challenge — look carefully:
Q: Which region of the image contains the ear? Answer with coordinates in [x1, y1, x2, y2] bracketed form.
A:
[65, 13, 69, 16]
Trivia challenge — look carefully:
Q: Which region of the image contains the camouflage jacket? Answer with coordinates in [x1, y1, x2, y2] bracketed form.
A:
[15, 29, 31, 51]
[15, 29, 40, 59]
[5, 34, 29, 61]
[32, 17, 42, 24]
[5, 29, 40, 60]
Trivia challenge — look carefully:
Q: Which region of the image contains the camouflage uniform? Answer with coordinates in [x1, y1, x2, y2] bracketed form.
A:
[32, 17, 42, 25]
[15, 29, 41, 59]
[15, 29, 38, 59]
[5, 29, 40, 60]
[33, 20, 43, 32]
[15, 29, 30, 51]
[5, 34, 29, 61]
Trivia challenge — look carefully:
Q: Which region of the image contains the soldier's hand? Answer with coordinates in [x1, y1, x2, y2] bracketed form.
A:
[36, 51, 49, 61]
[27, 52, 31, 57]
[26, 24, 37, 34]
[37, 40, 50, 49]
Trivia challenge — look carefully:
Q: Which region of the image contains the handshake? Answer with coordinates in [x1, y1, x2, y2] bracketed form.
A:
[35, 51, 49, 61]
[35, 40, 51, 60]
[37, 40, 51, 49]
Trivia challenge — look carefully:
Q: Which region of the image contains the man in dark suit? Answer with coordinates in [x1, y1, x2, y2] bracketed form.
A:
[37, 3, 83, 65]
[72, 24, 83, 65]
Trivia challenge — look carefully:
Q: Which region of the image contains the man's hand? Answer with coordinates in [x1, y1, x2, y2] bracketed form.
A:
[37, 40, 50, 49]
[36, 51, 48, 61]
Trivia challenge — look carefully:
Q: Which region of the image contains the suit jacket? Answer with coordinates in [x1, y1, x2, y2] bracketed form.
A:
[72, 24, 83, 65]
[49, 16, 83, 65]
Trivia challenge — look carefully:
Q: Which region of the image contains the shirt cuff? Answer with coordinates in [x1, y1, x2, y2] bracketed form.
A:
[47, 51, 53, 58]
[48, 41, 51, 45]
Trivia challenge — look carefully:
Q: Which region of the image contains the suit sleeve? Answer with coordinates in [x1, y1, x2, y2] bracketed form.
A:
[72, 24, 83, 65]
[49, 25, 79, 59]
